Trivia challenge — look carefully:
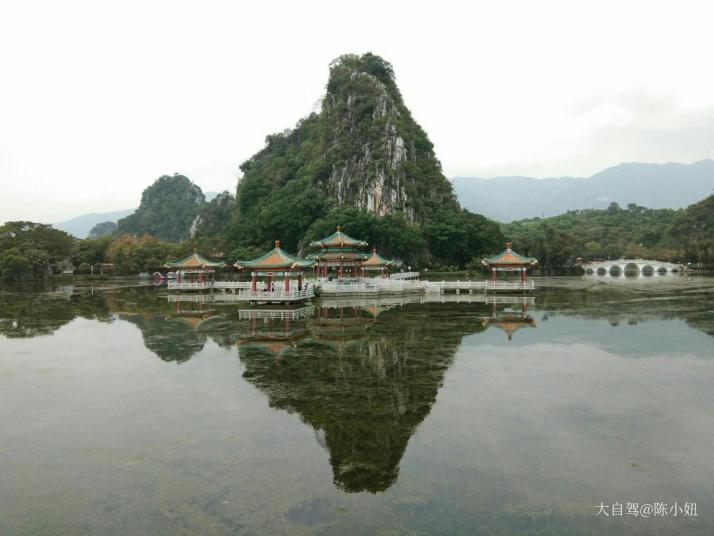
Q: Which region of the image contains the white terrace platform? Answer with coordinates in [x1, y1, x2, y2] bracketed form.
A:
[166, 281, 314, 303]
[317, 277, 534, 296]
[166, 276, 534, 297]
[167, 281, 252, 291]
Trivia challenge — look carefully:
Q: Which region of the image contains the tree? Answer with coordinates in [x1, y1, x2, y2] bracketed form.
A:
[584, 241, 602, 258]
[106, 235, 178, 273]
[0, 247, 33, 280]
[0, 221, 74, 278]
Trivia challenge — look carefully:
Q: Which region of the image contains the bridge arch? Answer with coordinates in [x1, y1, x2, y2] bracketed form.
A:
[609, 265, 622, 276]
[641, 265, 654, 276]
[624, 262, 640, 275]
[597, 266, 607, 276]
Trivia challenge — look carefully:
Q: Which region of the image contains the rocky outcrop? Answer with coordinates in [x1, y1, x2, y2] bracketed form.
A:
[318, 55, 457, 222]
[234, 53, 458, 238]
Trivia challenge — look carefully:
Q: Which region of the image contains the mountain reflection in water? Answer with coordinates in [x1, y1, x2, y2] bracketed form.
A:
[2, 277, 714, 534]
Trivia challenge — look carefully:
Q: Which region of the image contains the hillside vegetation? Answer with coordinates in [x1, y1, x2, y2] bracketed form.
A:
[504, 198, 714, 268]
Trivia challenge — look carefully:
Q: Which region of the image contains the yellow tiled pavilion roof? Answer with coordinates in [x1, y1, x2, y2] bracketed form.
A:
[234, 241, 314, 270]
[165, 252, 225, 269]
[482, 243, 538, 267]
[362, 248, 394, 268]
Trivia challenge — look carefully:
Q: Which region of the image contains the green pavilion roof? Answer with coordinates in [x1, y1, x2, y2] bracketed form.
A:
[165, 252, 225, 269]
[482, 243, 538, 266]
[309, 226, 368, 249]
[234, 241, 314, 270]
[306, 250, 369, 262]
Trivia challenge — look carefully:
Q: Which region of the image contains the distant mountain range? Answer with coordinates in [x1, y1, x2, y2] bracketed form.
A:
[53, 208, 135, 238]
[54, 160, 714, 238]
[53, 192, 220, 238]
[452, 160, 714, 222]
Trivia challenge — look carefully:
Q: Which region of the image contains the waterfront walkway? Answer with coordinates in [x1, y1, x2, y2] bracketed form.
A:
[166, 276, 535, 296]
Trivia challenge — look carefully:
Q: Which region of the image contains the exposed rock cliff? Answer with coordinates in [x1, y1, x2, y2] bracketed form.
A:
[319, 55, 457, 221]
[233, 53, 459, 250]
[230, 53, 502, 264]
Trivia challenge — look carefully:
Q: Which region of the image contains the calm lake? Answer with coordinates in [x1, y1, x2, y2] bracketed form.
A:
[1, 276, 713, 535]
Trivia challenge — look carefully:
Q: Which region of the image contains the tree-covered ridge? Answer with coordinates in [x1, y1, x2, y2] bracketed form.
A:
[117, 174, 205, 241]
[229, 53, 496, 266]
[503, 197, 714, 267]
[668, 194, 714, 263]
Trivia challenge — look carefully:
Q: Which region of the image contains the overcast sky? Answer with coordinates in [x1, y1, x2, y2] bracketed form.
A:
[2, 0, 714, 223]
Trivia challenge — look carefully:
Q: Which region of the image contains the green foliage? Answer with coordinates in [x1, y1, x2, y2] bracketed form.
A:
[70, 236, 113, 267]
[117, 174, 204, 241]
[0, 221, 74, 280]
[106, 234, 179, 273]
[423, 209, 504, 267]
[503, 202, 686, 267]
[668, 194, 714, 265]
[193, 191, 236, 255]
[0, 247, 34, 280]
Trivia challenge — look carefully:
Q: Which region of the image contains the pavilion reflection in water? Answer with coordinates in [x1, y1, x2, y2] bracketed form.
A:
[482, 299, 536, 341]
[118, 292, 538, 492]
[238, 302, 475, 493]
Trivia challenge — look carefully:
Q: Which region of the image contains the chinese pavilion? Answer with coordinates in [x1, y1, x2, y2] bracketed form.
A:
[361, 248, 394, 278]
[234, 240, 314, 292]
[164, 251, 225, 282]
[308, 226, 369, 279]
[481, 243, 538, 283]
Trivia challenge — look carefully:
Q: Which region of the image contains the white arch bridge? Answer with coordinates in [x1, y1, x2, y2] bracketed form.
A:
[581, 259, 683, 276]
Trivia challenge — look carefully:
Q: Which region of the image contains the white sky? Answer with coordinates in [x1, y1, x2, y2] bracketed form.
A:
[1, 0, 714, 223]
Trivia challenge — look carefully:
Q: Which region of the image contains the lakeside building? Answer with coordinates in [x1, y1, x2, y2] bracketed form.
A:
[234, 240, 314, 293]
[165, 251, 225, 283]
[482, 243, 538, 284]
[361, 248, 395, 278]
[308, 226, 370, 279]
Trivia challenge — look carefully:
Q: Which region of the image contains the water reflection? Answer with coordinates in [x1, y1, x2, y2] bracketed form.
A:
[239, 303, 485, 493]
[3, 278, 714, 534]
[2, 278, 714, 500]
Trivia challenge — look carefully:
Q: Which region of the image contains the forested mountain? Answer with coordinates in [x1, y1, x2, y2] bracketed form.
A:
[117, 174, 205, 242]
[454, 160, 714, 222]
[226, 53, 500, 266]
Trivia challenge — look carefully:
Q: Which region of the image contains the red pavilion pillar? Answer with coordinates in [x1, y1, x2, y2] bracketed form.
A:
[492, 267, 497, 282]
[284, 272, 290, 292]
[251, 272, 257, 292]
